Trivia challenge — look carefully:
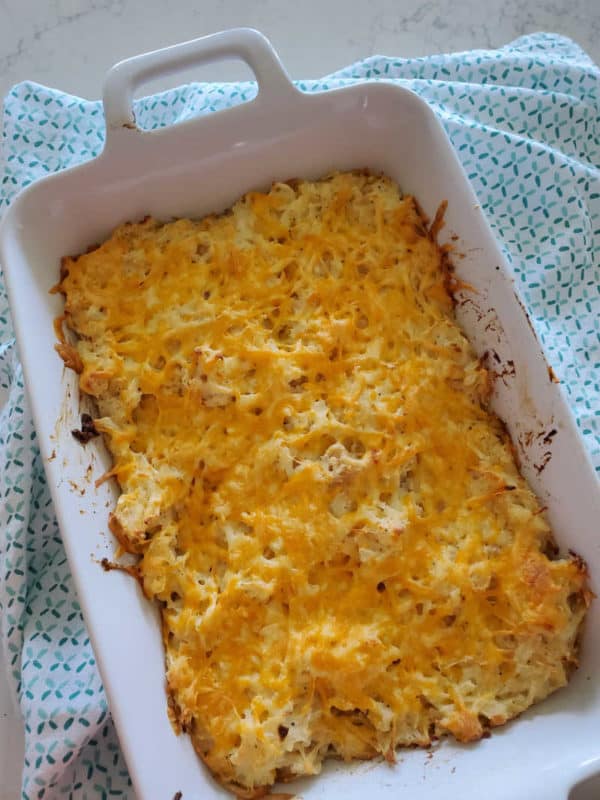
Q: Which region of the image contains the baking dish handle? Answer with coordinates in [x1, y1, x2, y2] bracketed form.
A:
[102, 27, 298, 134]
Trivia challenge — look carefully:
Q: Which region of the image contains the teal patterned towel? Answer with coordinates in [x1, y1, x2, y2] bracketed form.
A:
[1, 32, 599, 800]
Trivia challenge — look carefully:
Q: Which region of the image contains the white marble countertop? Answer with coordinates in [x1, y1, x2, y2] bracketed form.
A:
[0, 1, 599, 798]
[0, 0, 599, 103]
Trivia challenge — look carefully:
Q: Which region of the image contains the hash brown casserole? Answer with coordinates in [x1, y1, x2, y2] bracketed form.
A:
[56, 172, 590, 797]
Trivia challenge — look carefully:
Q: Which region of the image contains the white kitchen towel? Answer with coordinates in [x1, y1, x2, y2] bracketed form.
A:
[1, 31, 599, 799]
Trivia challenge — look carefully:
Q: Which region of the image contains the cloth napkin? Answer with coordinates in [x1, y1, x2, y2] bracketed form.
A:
[1, 31, 599, 800]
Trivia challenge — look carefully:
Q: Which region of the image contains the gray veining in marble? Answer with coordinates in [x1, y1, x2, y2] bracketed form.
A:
[0, 0, 598, 102]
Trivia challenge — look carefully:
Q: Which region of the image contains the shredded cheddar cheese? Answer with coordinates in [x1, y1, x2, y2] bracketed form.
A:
[57, 172, 589, 798]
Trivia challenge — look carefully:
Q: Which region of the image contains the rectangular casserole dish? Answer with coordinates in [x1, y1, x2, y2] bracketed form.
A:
[1, 28, 599, 800]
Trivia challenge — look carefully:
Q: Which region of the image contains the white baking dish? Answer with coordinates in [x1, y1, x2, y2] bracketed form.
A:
[1, 28, 599, 800]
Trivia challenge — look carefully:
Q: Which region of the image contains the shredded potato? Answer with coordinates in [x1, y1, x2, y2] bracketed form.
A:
[57, 172, 589, 798]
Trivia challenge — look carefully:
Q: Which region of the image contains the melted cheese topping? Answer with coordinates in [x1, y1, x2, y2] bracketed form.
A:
[58, 172, 589, 798]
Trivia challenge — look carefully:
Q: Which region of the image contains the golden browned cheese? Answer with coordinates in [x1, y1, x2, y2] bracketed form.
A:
[57, 172, 589, 798]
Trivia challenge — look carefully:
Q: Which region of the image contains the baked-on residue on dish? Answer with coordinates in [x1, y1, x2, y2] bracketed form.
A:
[56, 172, 590, 797]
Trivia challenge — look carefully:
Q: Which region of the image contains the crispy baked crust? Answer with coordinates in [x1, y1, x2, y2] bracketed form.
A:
[57, 172, 590, 796]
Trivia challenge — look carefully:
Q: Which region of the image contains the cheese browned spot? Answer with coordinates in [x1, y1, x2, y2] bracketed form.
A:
[57, 172, 590, 797]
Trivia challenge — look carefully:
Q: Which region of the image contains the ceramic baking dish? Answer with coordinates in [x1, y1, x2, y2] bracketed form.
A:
[1, 28, 599, 800]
